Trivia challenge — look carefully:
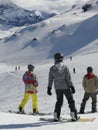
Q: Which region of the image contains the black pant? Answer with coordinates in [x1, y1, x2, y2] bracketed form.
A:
[80, 92, 97, 112]
[54, 89, 76, 118]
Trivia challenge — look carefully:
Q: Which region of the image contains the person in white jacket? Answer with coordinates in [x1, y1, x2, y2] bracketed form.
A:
[47, 52, 79, 121]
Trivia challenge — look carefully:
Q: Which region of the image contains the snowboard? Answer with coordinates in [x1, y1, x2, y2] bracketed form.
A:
[39, 117, 96, 123]
[8, 110, 52, 116]
[85, 111, 98, 114]
[78, 111, 98, 114]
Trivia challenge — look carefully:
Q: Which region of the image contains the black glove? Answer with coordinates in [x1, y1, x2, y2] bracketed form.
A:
[96, 90, 98, 94]
[70, 85, 75, 94]
[47, 87, 52, 96]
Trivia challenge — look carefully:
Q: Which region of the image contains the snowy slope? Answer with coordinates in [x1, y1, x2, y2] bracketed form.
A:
[0, 50, 98, 130]
[0, 0, 98, 64]
[0, 111, 98, 130]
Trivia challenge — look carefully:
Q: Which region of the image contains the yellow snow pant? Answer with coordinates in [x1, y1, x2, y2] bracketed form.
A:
[19, 93, 38, 112]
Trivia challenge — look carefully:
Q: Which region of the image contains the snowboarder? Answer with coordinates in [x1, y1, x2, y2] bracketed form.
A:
[47, 52, 79, 121]
[18, 64, 39, 114]
[79, 66, 98, 114]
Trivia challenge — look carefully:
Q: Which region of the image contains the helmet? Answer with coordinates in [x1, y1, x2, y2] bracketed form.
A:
[87, 66, 93, 73]
[54, 52, 64, 63]
[27, 64, 34, 70]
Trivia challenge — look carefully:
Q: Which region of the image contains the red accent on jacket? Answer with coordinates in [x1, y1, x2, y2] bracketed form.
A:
[23, 71, 38, 87]
[86, 73, 95, 79]
[27, 90, 37, 94]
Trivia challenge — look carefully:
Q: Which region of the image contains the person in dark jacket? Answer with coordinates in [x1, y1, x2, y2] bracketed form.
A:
[79, 66, 98, 114]
[47, 52, 79, 121]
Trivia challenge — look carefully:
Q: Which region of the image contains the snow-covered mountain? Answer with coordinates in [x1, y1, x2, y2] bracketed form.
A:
[0, 0, 98, 65]
[0, 2, 56, 29]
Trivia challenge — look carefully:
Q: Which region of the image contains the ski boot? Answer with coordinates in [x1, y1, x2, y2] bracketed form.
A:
[18, 106, 25, 114]
[53, 112, 60, 122]
[70, 111, 80, 121]
[33, 109, 39, 115]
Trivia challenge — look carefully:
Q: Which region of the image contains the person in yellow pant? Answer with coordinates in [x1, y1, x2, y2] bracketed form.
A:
[18, 64, 39, 114]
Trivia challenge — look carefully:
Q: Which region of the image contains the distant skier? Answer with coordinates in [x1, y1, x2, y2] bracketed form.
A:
[18, 66, 20, 70]
[73, 68, 76, 74]
[79, 66, 98, 114]
[70, 56, 72, 61]
[47, 52, 79, 121]
[18, 64, 39, 114]
[15, 67, 17, 71]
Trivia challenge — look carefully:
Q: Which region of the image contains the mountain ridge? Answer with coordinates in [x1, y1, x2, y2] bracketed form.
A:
[0, 2, 56, 29]
[0, 0, 98, 64]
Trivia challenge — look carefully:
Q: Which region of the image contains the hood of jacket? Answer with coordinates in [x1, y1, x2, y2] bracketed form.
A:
[85, 72, 95, 79]
[55, 62, 64, 71]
